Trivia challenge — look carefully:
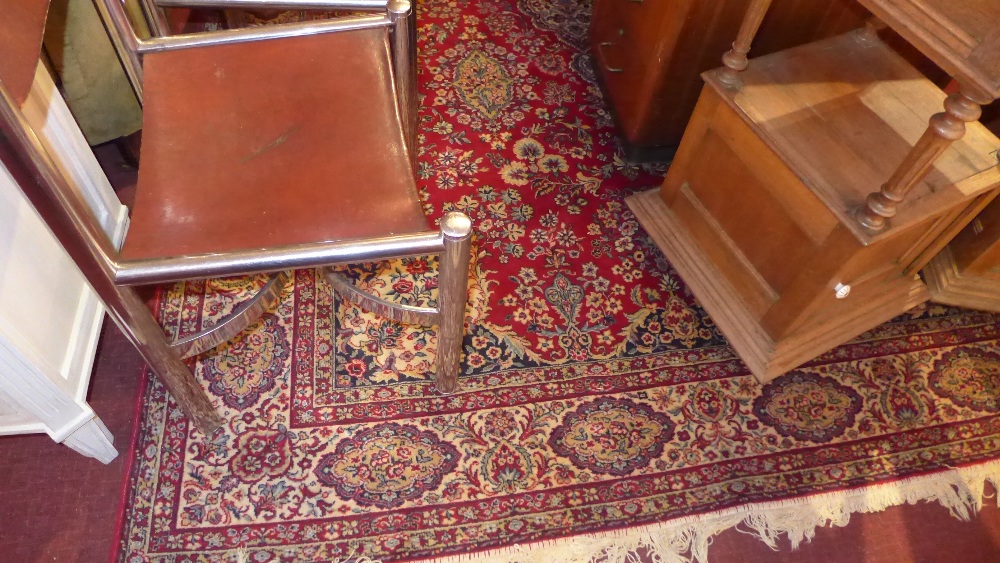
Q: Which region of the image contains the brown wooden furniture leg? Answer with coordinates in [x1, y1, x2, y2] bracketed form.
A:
[717, 0, 774, 89]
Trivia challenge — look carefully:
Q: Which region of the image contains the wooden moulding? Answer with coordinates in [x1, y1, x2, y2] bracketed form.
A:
[924, 246, 1000, 313]
[627, 190, 929, 382]
[923, 194, 1000, 312]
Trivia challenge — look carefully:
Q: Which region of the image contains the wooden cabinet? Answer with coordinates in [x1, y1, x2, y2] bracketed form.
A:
[590, 0, 868, 160]
[626, 1, 1000, 382]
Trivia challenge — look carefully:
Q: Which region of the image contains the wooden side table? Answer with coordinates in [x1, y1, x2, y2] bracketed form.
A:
[626, 0, 1000, 382]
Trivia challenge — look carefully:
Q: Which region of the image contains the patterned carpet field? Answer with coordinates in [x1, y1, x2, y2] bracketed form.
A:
[115, 1, 1000, 561]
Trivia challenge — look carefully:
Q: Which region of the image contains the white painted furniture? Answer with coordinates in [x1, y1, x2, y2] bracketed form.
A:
[0, 64, 129, 464]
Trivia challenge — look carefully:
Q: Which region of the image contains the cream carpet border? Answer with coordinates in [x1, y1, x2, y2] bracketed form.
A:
[421, 459, 1000, 563]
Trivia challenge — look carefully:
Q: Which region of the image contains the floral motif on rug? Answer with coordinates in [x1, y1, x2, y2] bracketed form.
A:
[548, 397, 676, 476]
[453, 50, 516, 119]
[202, 313, 288, 411]
[752, 372, 864, 443]
[929, 348, 1000, 413]
[314, 423, 460, 509]
[116, 1, 1000, 561]
[516, 0, 592, 50]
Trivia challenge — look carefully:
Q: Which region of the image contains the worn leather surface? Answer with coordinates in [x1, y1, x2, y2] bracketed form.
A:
[122, 28, 429, 260]
[0, 0, 50, 106]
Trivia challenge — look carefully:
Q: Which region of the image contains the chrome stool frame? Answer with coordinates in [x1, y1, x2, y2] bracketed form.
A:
[0, 0, 471, 436]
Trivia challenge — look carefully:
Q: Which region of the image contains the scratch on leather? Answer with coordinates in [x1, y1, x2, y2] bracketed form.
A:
[243, 125, 300, 162]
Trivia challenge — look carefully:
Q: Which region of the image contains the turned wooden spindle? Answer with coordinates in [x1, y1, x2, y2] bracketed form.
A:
[717, 0, 774, 89]
[856, 89, 988, 232]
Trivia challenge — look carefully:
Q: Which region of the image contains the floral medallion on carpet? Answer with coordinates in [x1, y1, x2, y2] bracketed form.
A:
[115, 1, 1000, 561]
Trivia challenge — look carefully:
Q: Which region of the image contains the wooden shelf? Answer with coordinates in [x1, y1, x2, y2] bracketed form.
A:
[631, 26, 1000, 381]
[704, 30, 1000, 244]
[859, 0, 1000, 100]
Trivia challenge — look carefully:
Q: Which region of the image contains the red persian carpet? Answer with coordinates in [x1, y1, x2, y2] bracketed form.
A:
[115, 1, 1000, 561]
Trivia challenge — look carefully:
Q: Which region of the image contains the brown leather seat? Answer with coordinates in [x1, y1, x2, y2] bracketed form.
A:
[0, 0, 50, 106]
[123, 28, 429, 260]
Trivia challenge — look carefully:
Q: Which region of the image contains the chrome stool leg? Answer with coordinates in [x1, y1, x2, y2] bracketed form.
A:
[323, 212, 472, 393]
[434, 212, 472, 393]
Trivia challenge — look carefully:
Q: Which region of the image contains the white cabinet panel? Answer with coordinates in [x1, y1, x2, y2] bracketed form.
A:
[0, 64, 129, 463]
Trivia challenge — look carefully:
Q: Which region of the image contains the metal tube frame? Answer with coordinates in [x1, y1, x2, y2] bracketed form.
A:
[322, 211, 471, 394]
[94, 0, 145, 101]
[3, 73, 472, 417]
[389, 0, 417, 159]
[97, 0, 393, 57]
[171, 271, 290, 358]
[96, 0, 413, 108]
[324, 270, 439, 326]
[15, 0, 470, 404]
[136, 14, 391, 53]
[116, 231, 445, 285]
[139, 0, 172, 37]
[434, 212, 473, 393]
[156, 0, 389, 9]
[0, 84, 224, 436]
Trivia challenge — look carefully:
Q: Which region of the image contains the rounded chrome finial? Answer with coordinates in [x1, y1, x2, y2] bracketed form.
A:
[441, 212, 472, 239]
[388, 0, 412, 17]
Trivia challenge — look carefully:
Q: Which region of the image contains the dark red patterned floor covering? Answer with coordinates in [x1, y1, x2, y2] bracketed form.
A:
[6, 1, 1000, 561]
[1, 323, 1000, 561]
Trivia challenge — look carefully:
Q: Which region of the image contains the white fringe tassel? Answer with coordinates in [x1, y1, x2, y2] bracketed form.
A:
[421, 460, 1000, 563]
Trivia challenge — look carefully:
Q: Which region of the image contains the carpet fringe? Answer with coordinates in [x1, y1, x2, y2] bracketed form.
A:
[420, 459, 1000, 563]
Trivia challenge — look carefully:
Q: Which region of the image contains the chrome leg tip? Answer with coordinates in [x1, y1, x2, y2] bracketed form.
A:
[440, 212, 473, 239]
